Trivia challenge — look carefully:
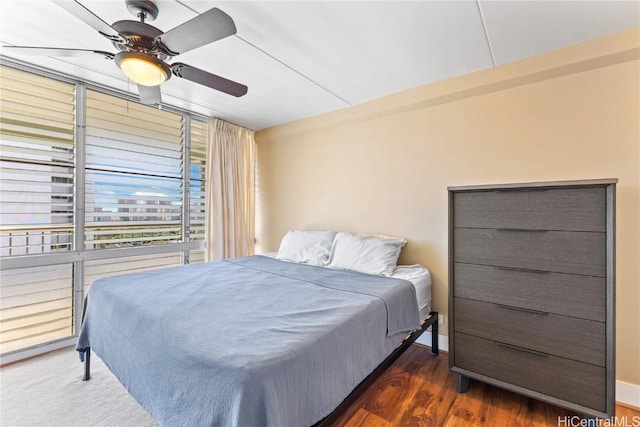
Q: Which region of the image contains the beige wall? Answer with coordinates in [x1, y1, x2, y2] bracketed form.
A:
[255, 28, 640, 385]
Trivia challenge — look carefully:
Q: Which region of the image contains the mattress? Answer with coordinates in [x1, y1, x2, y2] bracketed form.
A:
[263, 252, 432, 320]
[391, 264, 432, 320]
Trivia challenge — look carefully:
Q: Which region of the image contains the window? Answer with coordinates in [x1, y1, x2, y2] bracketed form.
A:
[0, 64, 207, 358]
[0, 66, 76, 353]
[84, 90, 184, 250]
[0, 264, 73, 354]
[189, 118, 207, 263]
[0, 66, 75, 256]
[84, 253, 182, 293]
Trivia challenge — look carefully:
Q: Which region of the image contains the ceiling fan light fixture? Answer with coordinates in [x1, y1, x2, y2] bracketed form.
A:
[115, 51, 171, 86]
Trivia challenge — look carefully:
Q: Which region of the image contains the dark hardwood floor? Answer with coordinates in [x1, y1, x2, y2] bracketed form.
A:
[328, 344, 640, 427]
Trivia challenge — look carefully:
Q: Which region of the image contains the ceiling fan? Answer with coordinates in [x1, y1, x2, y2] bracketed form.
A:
[3, 0, 248, 104]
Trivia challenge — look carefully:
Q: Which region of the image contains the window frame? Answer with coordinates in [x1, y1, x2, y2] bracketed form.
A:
[0, 59, 207, 363]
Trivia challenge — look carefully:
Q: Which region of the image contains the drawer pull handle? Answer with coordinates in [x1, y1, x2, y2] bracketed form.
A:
[494, 228, 549, 232]
[495, 342, 549, 357]
[494, 303, 549, 316]
[494, 266, 550, 274]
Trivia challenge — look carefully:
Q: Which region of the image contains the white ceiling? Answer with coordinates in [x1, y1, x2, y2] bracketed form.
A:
[1, 1, 638, 131]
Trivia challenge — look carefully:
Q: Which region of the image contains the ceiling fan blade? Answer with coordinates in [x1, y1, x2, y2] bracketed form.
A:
[172, 63, 247, 97]
[52, 0, 122, 41]
[138, 84, 162, 105]
[155, 8, 236, 56]
[2, 46, 114, 59]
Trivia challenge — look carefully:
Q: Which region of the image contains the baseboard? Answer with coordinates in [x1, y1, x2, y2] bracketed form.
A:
[616, 380, 640, 409]
[414, 334, 639, 409]
[0, 337, 77, 366]
[416, 331, 449, 352]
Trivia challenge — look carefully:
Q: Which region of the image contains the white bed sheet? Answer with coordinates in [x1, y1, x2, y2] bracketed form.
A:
[262, 252, 432, 320]
[391, 264, 432, 320]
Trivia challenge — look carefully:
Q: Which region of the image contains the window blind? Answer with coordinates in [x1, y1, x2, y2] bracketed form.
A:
[0, 264, 73, 354]
[188, 119, 207, 263]
[189, 118, 207, 244]
[0, 66, 75, 353]
[84, 253, 182, 292]
[0, 65, 75, 256]
[84, 90, 184, 249]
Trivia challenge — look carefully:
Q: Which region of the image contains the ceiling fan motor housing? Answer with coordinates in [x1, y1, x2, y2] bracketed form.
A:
[111, 20, 171, 61]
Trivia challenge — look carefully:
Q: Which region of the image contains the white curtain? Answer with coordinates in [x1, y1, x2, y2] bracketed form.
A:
[206, 118, 256, 261]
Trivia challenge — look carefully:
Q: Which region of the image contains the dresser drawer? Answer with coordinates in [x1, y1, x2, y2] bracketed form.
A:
[454, 263, 605, 321]
[454, 333, 606, 411]
[454, 298, 605, 366]
[453, 187, 606, 232]
[454, 228, 606, 277]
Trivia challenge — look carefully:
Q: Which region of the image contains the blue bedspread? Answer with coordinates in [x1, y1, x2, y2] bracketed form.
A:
[76, 255, 420, 427]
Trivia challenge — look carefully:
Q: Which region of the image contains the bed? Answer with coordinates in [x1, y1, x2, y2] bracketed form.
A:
[77, 231, 438, 427]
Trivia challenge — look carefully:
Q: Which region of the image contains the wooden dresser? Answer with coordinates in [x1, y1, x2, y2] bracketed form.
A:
[448, 179, 616, 418]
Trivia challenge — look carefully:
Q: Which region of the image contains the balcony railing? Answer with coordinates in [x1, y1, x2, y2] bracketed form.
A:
[0, 222, 205, 256]
[0, 225, 73, 257]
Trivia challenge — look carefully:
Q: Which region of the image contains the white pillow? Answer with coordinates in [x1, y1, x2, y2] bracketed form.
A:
[328, 232, 406, 276]
[275, 230, 336, 266]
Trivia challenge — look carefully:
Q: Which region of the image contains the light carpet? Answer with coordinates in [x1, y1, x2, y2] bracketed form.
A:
[0, 347, 157, 427]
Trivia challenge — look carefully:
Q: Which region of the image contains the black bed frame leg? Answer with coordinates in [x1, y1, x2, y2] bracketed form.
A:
[80, 294, 91, 381]
[431, 315, 439, 354]
[83, 347, 91, 381]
